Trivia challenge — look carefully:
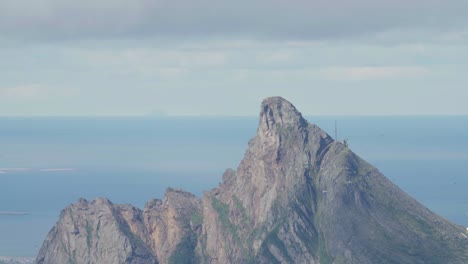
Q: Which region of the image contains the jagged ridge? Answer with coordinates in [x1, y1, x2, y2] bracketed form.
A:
[35, 96, 468, 264]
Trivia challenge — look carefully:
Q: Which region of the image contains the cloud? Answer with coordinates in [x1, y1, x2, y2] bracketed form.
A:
[1, 0, 468, 43]
[319, 66, 430, 81]
[255, 51, 296, 65]
[0, 6, 467, 117]
[0, 84, 49, 101]
[63, 47, 227, 73]
[0, 84, 75, 102]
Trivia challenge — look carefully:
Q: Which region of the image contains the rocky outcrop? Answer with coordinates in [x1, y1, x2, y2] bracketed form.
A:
[35, 96, 468, 264]
[35, 189, 202, 264]
[143, 188, 202, 264]
[35, 198, 157, 264]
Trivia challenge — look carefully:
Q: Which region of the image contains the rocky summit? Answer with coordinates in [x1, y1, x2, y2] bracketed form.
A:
[35, 97, 468, 264]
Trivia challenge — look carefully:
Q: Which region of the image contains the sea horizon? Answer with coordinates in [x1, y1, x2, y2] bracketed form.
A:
[1, 116, 467, 257]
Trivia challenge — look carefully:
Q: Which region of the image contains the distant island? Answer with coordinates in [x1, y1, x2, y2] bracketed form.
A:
[0, 256, 34, 264]
[0, 168, 31, 173]
[0, 212, 29, 216]
[39, 168, 76, 172]
[0, 168, 76, 174]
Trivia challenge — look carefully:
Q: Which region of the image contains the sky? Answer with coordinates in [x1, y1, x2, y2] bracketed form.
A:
[1, 0, 468, 116]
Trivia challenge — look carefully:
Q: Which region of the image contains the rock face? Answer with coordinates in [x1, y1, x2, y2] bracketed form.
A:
[35, 198, 157, 264]
[143, 188, 202, 263]
[35, 189, 201, 264]
[35, 97, 468, 264]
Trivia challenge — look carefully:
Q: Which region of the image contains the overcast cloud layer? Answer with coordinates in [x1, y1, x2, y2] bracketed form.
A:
[1, 0, 467, 115]
[0, 0, 468, 40]
[1, 0, 468, 41]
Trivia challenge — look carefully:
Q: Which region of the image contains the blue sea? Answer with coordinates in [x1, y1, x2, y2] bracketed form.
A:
[0, 116, 467, 257]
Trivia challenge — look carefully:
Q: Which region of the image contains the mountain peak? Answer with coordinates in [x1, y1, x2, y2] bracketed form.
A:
[35, 96, 468, 264]
[259, 96, 307, 133]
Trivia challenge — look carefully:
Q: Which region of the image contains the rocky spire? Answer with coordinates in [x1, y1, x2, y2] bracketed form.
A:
[258, 96, 307, 135]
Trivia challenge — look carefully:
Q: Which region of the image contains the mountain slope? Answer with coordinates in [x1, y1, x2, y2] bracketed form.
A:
[35, 96, 468, 264]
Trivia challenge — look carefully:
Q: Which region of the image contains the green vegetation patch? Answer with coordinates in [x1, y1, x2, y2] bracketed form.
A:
[85, 221, 92, 250]
[317, 232, 332, 264]
[168, 233, 198, 264]
[190, 212, 203, 226]
[68, 208, 74, 221]
[264, 226, 294, 263]
[232, 195, 250, 224]
[257, 222, 294, 263]
[67, 258, 76, 264]
[211, 197, 237, 236]
[275, 124, 293, 146]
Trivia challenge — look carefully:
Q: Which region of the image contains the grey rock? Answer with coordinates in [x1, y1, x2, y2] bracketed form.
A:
[143, 188, 202, 264]
[34, 198, 157, 264]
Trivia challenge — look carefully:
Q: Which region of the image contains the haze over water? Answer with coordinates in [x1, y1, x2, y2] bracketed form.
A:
[0, 116, 467, 257]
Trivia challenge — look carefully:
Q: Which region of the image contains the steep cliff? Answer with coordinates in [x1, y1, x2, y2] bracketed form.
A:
[35, 96, 468, 264]
[143, 188, 202, 263]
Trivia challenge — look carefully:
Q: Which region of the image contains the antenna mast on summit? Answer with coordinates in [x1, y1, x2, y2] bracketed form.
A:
[335, 120, 338, 141]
